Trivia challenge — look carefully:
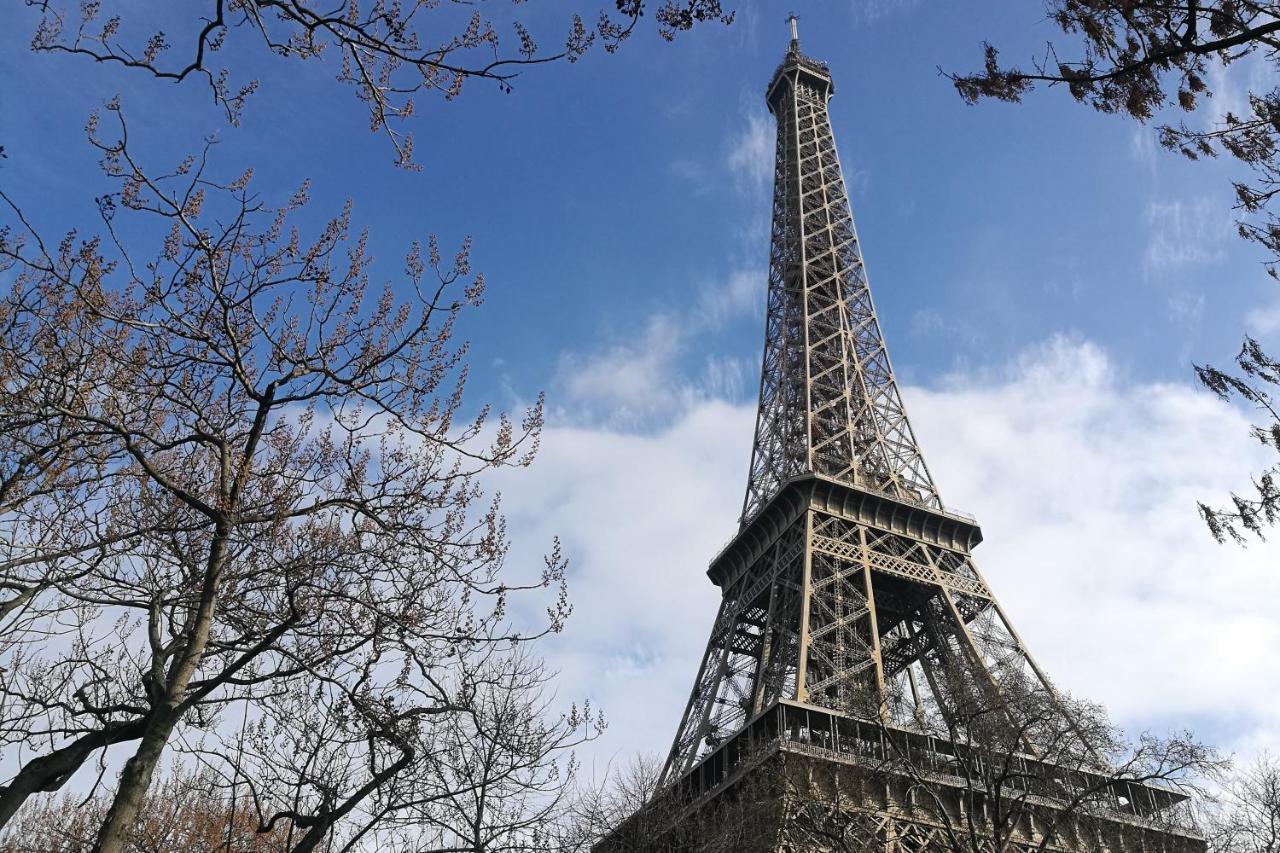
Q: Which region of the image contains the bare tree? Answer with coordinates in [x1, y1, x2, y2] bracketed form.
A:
[558, 753, 667, 852]
[1206, 754, 1280, 853]
[948, 0, 1280, 542]
[849, 681, 1220, 853]
[0, 241, 151, 667]
[407, 649, 599, 852]
[561, 747, 800, 853]
[0, 103, 598, 853]
[208, 647, 602, 852]
[0, 767, 294, 853]
[1195, 343, 1280, 542]
[24, 0, 734, 167]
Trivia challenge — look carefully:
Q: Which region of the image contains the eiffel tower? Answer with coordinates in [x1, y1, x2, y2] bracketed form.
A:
[598, 19, 1205, 853]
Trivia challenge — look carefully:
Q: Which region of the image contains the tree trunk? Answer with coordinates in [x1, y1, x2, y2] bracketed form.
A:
[91, 527, 230, 853]
[90, 708, 182, 853]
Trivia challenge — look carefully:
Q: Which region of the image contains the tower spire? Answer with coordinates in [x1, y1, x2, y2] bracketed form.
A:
[745, 34, 938, 526]
[787, 13, 799, 50]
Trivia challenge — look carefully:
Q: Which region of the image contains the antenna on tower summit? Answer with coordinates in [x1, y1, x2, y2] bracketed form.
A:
[787, 13, 799, 50]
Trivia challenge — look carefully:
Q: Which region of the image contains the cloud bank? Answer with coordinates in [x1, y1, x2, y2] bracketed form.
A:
[500, 334, 1279, 773]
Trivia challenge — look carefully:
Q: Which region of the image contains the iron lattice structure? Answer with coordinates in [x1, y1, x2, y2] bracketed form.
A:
[660, 33, 1051, 788]
[741, 39, 938, 525]
[623, 22, 1205, 853]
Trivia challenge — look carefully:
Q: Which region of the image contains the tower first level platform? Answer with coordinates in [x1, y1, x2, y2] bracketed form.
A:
[603, 701, 1203, 853]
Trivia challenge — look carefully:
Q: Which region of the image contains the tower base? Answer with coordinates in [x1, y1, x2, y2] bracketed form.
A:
[597, 702, 1205, 853]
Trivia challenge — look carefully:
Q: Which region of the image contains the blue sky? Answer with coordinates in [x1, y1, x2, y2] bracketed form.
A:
[4, 1, 1278, 777]
[4, 0, 1272, 400]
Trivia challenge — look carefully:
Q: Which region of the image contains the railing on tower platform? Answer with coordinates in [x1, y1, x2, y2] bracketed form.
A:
[663, 699, 1202, 838]
[772, 51, 830, 79]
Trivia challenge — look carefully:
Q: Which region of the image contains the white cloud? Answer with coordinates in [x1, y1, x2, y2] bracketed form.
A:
[849, 0, 922, 26]
[1144, 196, 1232, 277]
[1203, 55, 1269, 131]
[910, 305, 983, 348]
[732, 0, 761, 50]
[1246, 292, 1280, 337]
[508, 335, 1280, 773]
[726, 110, 773, 195]
[692, 267, 762, 328]
[498, 400, 754, 769]
[552, 269, 763, 426]
[1130, 127, 1158, 174]
[1168, 288, 1207, 329]
[555, 314, 686, 424]
[667, 102, 776, 206]
[910, 337, 1279, 754]
[667, 158, 707, 187]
